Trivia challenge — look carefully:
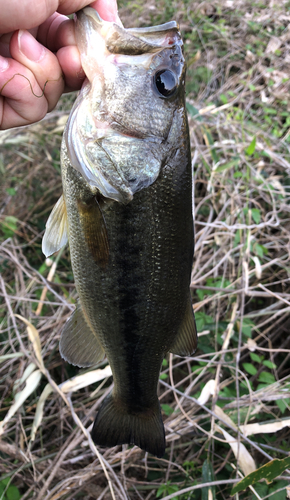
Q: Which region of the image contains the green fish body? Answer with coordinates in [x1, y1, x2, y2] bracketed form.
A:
[43, 8, 197, 458]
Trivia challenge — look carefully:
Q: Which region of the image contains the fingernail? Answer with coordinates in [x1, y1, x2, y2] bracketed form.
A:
[18, 30, 45, 62]
[0, 55, 9, 72]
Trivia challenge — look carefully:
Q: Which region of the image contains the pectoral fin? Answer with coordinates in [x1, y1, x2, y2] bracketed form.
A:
[60, 304, 105, 367]
[169, 297, 197, 356]
[42, 194, 68, 257]
[77, 196, 109, 268]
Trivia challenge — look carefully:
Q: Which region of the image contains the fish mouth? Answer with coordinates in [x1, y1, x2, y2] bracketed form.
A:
[64, 8, 184, 204]
[76, 7, 181, 57]
[74, 8, 183, 83]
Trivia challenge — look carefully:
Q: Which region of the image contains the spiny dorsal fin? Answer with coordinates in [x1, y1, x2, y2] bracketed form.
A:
[169, 297, 197, 357]
[60, 304, 105, 367]
[42, 194, 68, 257]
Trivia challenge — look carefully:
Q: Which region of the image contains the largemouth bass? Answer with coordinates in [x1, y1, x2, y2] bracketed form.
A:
[43, 7, 197, 458]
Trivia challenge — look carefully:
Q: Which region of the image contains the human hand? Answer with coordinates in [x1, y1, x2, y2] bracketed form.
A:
[0, 0, 120, 130]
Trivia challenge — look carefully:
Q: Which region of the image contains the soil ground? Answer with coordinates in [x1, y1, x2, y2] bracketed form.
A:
[0, 1, 290, 499]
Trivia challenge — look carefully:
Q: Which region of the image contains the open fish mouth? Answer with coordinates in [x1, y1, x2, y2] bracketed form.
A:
[64, 7, 186, 203]
[76, 8, 181, 58]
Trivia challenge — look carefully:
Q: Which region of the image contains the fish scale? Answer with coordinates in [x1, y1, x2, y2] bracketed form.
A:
[42, 7, 197, 457]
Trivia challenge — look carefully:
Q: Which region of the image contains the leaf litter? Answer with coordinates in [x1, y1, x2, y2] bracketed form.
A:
[0, 0, 290, 498]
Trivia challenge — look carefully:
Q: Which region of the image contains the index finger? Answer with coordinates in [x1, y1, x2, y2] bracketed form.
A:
[90, 0, 122, 24]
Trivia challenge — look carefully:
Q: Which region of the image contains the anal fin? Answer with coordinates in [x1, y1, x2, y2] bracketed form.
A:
[169, 296, 197, 356]
[42, 194, 68, 257]
[60, 304, 105, 367]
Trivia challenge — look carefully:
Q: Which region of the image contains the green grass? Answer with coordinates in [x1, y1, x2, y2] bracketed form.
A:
[0, 1, 290, 499]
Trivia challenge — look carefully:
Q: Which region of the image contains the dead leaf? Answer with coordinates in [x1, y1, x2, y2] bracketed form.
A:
[0, 370, 42, 435]
[240, 418, 290, 437]
[14, 362, 36, 392]
[214, 405, 238, 430]
[15, 314, 44, 369]
[30, 366, 112, 443]
[246, 338, 257, 352]
[252, 256, 262, 279]
[197, 379, 216, 405]
[0, 353, 24, 363]
[59, 365, 112, 393]
[30, 383, 53, 443]
[266, 36, 282, 54]
[268, 176, 286, 196]
[260, 90, 269, 103]
[216, 425, 256, 476]
[245, 50, 255, 64]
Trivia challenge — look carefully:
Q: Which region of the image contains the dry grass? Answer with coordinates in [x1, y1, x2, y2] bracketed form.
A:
[0, 1, 290, 499]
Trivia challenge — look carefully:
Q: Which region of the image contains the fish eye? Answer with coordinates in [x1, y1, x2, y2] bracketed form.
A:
[154, 70, 177, 98]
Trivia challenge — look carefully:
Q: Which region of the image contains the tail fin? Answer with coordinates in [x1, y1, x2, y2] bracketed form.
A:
[91, 394, 165, 458]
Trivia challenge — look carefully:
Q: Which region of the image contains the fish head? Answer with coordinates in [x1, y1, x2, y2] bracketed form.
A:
[65, 7, 188, 203]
